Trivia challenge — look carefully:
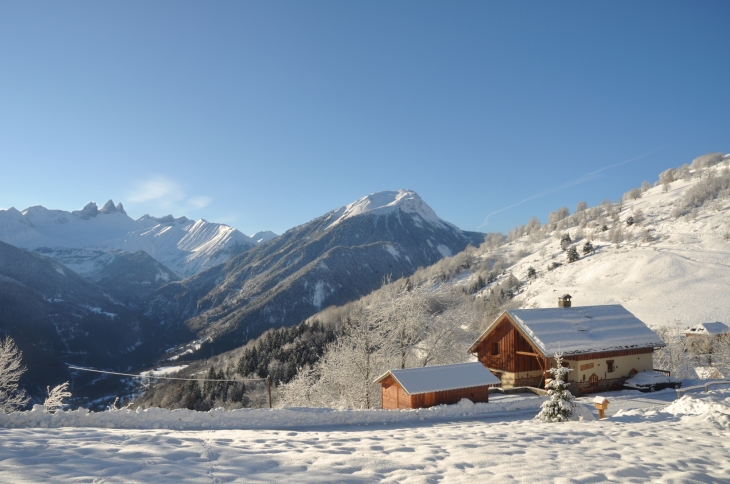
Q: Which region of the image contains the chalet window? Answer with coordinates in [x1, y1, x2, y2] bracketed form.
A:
[492, 342, 499, 355]
[606, 360, 615, 373]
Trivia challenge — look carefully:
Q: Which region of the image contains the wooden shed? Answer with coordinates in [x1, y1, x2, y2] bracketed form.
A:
[467, 301, 666, 394]
[374, 362, 500, 410]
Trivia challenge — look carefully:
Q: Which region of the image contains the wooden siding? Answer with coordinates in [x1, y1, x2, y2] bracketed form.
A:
[475, 316, 545, 373]
[380, 375, 490, 409]
[409, 386, 490, 409]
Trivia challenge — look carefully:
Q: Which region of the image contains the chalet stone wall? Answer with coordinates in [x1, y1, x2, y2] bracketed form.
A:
[494, 369, 543, 388]
[565, 352, 654, 386]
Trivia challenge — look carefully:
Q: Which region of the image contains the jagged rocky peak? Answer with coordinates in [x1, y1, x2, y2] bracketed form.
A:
[115, 202, 126, 215]
[137, 214, 190, 226]
[99, 200, 118, 214]
[327, 189, 448, 229]
[74, 202, 99, 219]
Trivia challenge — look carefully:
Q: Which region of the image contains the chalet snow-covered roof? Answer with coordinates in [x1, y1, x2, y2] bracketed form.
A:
[469, 305, 665, 356]
[374, 362, 500, 395]
[686, 322, 730, 336]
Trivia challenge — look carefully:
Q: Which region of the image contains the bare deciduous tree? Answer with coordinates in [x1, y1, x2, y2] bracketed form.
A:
[44, 381, 71, 413]
[0, 337, 29, 414]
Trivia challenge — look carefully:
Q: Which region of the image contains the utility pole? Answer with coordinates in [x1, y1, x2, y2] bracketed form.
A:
[267, 375, 272, 409]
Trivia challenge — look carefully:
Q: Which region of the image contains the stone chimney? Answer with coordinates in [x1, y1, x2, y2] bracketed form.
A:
[558, 294, 572, 308]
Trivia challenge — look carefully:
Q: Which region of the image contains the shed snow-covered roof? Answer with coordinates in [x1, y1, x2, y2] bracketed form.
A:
[469, 305, 665, 356]
[374, 362, 500, 395]
[686, 322, 730, 336]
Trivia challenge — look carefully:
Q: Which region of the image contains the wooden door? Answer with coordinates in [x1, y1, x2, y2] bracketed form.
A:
[589, 373, 599, 389]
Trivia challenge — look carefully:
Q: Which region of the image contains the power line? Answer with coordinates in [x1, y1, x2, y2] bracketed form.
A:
[66, 365, 266, 383]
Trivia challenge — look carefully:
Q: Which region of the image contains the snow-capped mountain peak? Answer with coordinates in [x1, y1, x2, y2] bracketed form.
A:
[249, 230, 278, 245]
[0, 200, 261, 277]
[327, 189, 450, 230]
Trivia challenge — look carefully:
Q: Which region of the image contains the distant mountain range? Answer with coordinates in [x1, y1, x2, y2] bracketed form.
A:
[0, 190, 482, 405]
[148, 190, 484, 357]
[0, 200, 278, 277]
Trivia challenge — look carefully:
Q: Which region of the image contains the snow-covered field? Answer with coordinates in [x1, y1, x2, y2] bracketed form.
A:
[1, 389, 729, 483]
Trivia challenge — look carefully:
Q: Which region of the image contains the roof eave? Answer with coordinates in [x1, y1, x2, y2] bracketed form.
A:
[467, 310, 510, 354]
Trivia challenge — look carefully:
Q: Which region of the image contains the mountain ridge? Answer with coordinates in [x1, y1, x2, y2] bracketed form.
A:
[0, 200, 279, 278]
[146, 189, 484, 357]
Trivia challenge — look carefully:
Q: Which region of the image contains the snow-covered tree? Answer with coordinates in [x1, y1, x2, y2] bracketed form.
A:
[373, 280, 429, 369]
[690, 152, 724, 169]
[44, 381, 71, 413]
[0, 336, 29, 414]
[582, 241, 594, 255]
[560, 234, 572, 251]
[624, 187, 642, 201]
[548, 207, 570, 225]
[653, 325, 693, 379]
[536, 353, 575, 422]
[413, 291, 478, 367]
[566, 246, 579, 263]
[660, 168, 676, 192]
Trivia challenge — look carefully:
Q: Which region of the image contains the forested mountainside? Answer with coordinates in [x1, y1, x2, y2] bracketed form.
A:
[145, 190, 483, 359]
[134, 321, 337, 410]
[0, 241, 175, 405]
[134, 152, 730, 410]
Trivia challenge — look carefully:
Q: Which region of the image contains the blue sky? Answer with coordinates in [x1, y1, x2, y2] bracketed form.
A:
[1, 2, 728, 235]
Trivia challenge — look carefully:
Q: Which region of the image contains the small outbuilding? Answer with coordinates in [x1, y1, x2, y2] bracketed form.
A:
[374, 362, 501, 410]
[685, 322, 730, 338]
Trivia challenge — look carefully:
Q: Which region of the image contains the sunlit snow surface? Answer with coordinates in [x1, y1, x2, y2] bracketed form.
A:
[463, 168, 730, 329]
[0, 389, 729, 482]
[326, 189, 454, 231]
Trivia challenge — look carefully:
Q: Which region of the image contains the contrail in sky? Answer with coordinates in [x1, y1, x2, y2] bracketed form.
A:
[477, 150, 660, 231]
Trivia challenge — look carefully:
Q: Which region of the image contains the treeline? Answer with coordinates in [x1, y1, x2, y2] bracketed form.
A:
[279, 284, 482, 409]
[134, 320, 337, 410]
[235, 320, 338, 384]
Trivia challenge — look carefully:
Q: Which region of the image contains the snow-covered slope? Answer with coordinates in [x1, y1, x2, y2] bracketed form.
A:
[0, 200, 259, 277]
[326, 189, 453, 230]
[248, 230, 278, 245]
[459, 158, 730, 330]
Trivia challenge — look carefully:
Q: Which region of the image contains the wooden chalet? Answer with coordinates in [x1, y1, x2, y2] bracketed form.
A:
[374, 362, 500, 409]
[467, 297, 666, 394]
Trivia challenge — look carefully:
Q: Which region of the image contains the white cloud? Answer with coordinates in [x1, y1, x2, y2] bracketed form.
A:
[189, 196, 212, 208]
[129, 176, 185, 204]
[127, 176, 211, 214]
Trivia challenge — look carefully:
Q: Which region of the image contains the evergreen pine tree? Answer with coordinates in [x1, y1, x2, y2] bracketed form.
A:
[582, 241, 594, 255]
[566, 246, 579, 263]
[536, 353, 575, 422]
[527, 266, 536, 279]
